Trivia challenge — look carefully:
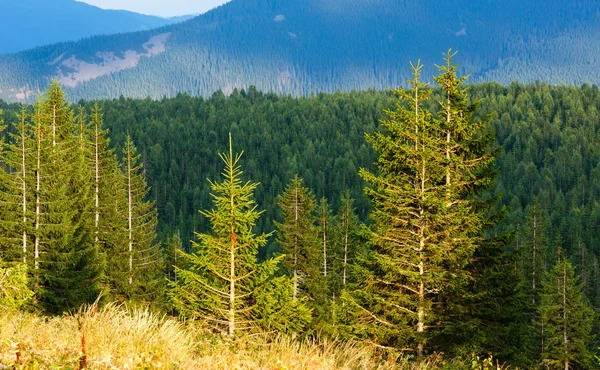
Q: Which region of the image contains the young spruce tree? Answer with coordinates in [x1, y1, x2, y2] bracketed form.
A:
[169, 135, 310, 334]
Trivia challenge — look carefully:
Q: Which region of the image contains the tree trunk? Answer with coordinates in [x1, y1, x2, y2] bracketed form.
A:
[21, 121, 27, 264]
[343, 212, 349, 286]
[127, 145, 133, 286]
[563, 261, 568, 370]
[322, 212, 327, 277]
[228, 146, 237, 336]
[292, 187, 298, 300]
[533, 213, 537, 305]
[94, 118, 100, 245]
[34, 123, 41, 271]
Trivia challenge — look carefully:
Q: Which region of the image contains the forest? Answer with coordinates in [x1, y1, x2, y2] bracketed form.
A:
[0, 53, 599, 369]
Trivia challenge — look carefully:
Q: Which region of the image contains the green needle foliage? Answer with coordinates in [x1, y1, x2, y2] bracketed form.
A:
[0, 259, 33, 310]
[274, 176, 321, 303]
[169, 135, 310, 335]
[121, 135, 164, 305]
[539, 252, 595, 369]
[345, 53, 493, 356]
[36, 82, 101, 313]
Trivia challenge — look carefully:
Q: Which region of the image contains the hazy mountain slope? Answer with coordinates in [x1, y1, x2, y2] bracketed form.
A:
[0, 0, 184, 54]
[0, 0, 598, 102]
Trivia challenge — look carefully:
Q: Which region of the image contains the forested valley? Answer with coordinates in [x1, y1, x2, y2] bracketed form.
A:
[1, 54, 600, 369]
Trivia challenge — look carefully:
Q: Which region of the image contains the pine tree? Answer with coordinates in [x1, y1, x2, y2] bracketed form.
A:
[169, 135, 310, 334]
[539, 251, 595, 369]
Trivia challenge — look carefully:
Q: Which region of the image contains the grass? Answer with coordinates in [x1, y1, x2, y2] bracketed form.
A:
[0, 303, 509, 369]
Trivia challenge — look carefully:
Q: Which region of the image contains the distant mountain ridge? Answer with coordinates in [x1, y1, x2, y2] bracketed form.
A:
[0, 0, 189, 54]
[0, 0, 599, 102]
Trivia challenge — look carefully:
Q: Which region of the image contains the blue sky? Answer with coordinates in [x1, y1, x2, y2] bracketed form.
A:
[77, 0, 230, 17]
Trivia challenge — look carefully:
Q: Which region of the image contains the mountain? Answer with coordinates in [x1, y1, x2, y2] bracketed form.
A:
[167, 14, 200, 23]
[0, 0, 187, 54]
[0, 0, 599, 102]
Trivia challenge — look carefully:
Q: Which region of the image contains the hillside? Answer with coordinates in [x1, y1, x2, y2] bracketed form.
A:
[0, 0, 184, 54]
[0, 0, 599, 102]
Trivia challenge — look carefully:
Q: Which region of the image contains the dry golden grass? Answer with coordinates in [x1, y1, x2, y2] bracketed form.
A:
[0, 304, 508, 369]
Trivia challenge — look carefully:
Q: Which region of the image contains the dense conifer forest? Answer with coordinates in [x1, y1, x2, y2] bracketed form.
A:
[1, 54, 600, 368]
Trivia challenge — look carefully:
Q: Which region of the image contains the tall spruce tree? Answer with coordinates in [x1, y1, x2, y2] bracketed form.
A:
[36, 82, 101, 313]
[345, 56, 491, 356]
[121, 135, 164, 305]
[426, 51, 533, 364]
[169, 135, 310, 334]
[86, 105, 128, 302]
[539, 251, 594, 369]
[0, 108, 30, 263]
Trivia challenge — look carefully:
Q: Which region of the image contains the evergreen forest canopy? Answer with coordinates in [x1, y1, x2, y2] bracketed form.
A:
[0, 53, 600, 368]
[1, 0, 599, 102]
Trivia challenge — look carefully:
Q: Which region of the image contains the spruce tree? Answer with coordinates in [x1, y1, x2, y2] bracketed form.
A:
[169, 135, 310, 334]
[121, 135, 164, 305]
[522, 198, 549, 305]
[329, 190, 361, 331]
[0, 108, 30, 263]
[345, 56, 491, 356]
[87, 104, 128, 301]
[274, 175, 320, 302]
[539, 251, 594, 369]
[275, 176, 328, 328]
[426, 51, 533, 364]
[330, 190, 361, 297]
[35, 82, 101, 313]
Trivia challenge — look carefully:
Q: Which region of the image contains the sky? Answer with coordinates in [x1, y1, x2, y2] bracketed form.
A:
[77, 0, 230, 17]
